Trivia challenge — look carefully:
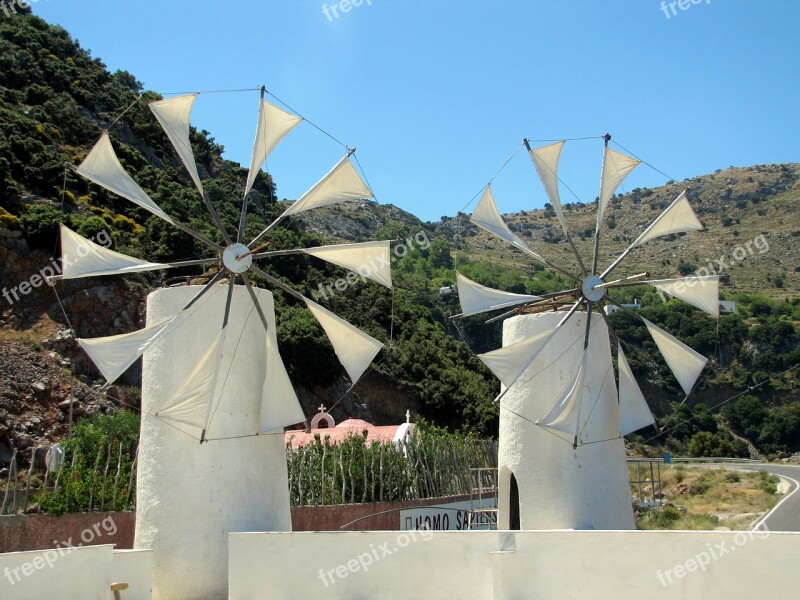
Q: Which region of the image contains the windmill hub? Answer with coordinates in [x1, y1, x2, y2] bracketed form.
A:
[223, 242, 253, 274]
[581, 274, 606, 302]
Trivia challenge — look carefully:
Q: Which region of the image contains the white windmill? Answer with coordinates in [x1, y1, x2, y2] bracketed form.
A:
[50, 87, 393, 599]
[51, 87, 393, 441]
[455, 135, 718, 530]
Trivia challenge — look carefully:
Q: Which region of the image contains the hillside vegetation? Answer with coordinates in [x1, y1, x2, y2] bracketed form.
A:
[0, 10, 797, 463]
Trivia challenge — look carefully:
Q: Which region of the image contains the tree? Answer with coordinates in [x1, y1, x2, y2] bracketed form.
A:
[429, 238, 453, 269]
[687, 431, 746, 458]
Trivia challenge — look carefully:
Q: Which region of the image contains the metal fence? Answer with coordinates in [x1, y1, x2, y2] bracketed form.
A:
[286, 434, 498, 507]
[0, 444, 138, 516]
[1, 434, 498, 514]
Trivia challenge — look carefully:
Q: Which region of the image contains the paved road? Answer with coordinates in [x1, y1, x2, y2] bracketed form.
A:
[702, 462, 800, 532]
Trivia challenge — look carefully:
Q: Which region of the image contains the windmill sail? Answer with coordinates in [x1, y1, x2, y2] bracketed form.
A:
[58, 224, 169, 279]
[78, 317, 176, 383]
[617, 344, 655, 436]
[149, 94, 204, 197]
[470, 185, 544, 260]
[529, 141, 569, 235]
[303, 241, 393, 288]
[244, 99, 303, 198]
[629, 190, 703, 249]
[456, 272, 541, 317]
[647, 276, 719, 317]
[74, 132, 175, 225]
[155, 330, 225, 429]
[281, 154, 372, 218]
[477, 327, 557, 389]
[304, 298, 384, 383]
[597, 147, 640, 225]
[644, 318, 707, 395]
[259, 332, 306, 432]
[536, 353, 587, 438]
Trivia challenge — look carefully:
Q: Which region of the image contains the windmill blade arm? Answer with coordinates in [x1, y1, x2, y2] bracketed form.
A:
[49, 255, 220, 282]
[557, 299, 583, 328]
[171, 220, 224, 252]
[241, 273, 271, 335]
[147, 94, 233, 244]
[601, 189, 700, 280]
[248, 214, 284, 249]
[250, 265, 384, 384]
[182, 269, 228, 311]
[250, 264, 306, 303]
[599, 243, 635, 281]
[53, 224, 172, 281]
[249, 150, 370, 249]
[201, 191, 233, 245]
[455, 272, 542, 318]
[606, 297, 708, 395]
[221, 276, 236, 329]
[301, 241, 393, 289]
[645, 276, 720, 317]
[72, 132, 175, 226]
[525, 139, 587, 275]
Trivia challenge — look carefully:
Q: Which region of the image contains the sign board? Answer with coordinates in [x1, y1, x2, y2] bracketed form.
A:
[400, 497, 497, 531]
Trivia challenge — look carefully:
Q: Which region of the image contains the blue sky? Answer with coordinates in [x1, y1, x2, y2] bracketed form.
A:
[31, 0, 800, 221]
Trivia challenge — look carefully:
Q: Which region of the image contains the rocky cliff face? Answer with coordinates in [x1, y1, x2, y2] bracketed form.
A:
[0, 228, 148, 465]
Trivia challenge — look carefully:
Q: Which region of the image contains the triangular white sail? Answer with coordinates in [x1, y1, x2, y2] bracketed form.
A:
[74, 132, 174, 225]
[77, 317, 175, 383]
[259, 331, 306, 432]
[536, 354, 587, 437]
[304, 298, 384, 383]
[529, 141, 569, 235]
[281, 155, 372, 218]
[303, 241, 393, 288]
[149, 94, 204, 197]
[456, 272, 541, 317]
[647, 276, 719, 317]
[598, 147, 640, 225]
[244, 99, 303, 198]
[58, 224, 169, 279]
[644, 318, 707, 395]
[617, 344, 655, 436]
[470, 185, 543, 260]
[477, 327, 557, 389]
[155, 330, 225, 429]
[629, 190, 703, 249]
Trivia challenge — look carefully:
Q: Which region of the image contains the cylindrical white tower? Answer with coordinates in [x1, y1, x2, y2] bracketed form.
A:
[497, 311, 634, 530]
[135, 286, 293, 600]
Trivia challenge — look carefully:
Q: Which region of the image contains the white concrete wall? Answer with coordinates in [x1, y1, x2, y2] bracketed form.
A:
[110, 549, 154, 600]
[0, 545, 152, 600]
[136, 286, 292, 600]
[498, 312, 634, 530]
[229, 529, 800, 600]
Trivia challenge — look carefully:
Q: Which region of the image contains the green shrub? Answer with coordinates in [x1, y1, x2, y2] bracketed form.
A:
[37, 412, 139, 515]
[19, 203, 63, 249]
[0, 207, 20, 229]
